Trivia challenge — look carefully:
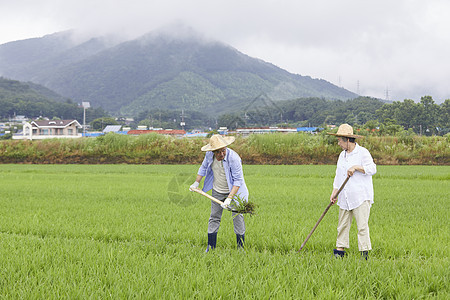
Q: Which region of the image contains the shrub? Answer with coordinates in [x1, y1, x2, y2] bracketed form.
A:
[0, 133, 448, 165]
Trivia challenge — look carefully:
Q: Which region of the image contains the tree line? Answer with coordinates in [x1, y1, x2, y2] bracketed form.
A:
[0, 97, 109, 123]
[1, 75, 448, 135]
[216, 96, 449, 135]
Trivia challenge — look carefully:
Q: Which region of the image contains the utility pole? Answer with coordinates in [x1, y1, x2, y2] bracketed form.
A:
[180, 109, 186, 131]
[81, 102, 90, 136]
[357, 80, 360, 95]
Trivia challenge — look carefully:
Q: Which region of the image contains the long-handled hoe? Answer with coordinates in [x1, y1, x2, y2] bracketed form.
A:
[297, 176, 350, 252]
[191, 188, 256, 215]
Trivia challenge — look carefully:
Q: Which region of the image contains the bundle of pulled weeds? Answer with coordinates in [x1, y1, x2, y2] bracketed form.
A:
[230, 196, 257, 216]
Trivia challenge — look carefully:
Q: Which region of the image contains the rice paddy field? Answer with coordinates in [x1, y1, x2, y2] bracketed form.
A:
[0, 164, 448, 298]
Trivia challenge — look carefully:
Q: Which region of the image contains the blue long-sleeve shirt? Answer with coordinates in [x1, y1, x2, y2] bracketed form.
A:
[198, 148, 249, 202]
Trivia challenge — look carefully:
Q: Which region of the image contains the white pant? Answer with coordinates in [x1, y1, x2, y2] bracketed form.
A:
[336, 200, 372, 251]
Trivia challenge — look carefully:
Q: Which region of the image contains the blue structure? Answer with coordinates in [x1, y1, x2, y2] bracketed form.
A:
[83, 132, 103, 137]
[82, 131, 128, 137]
[297, 127, 321, 133]
[185, 131, 208, 138]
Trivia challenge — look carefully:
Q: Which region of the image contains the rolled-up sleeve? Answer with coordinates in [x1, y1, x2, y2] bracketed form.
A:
[361, 148, 377, 176]
[198, 152, 212, 176]
[224, 148, 249, 201]
[229, 157, 244, 187]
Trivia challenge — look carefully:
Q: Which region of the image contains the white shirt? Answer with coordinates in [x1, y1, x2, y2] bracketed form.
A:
[333, 143, 377, 210]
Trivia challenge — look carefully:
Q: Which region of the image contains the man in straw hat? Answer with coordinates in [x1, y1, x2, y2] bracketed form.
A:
[328, 124, 377, 260]
[189, 134, 248, 252]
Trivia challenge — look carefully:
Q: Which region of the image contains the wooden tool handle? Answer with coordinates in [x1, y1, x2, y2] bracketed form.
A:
[191, 188, 224, 206]
[298, 176, 350, 252]
[335, 176, 350, 197]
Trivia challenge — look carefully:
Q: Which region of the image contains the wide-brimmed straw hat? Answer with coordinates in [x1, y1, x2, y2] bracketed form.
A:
[201, 134, 235, 151]
[327, 123, 363, 138]
[202, 134, 235, 151]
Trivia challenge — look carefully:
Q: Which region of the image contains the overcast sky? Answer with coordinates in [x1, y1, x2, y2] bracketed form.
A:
[1, 0, 449, 103]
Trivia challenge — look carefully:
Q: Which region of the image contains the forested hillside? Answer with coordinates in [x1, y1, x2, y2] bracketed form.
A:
[0, 77, 108, 121]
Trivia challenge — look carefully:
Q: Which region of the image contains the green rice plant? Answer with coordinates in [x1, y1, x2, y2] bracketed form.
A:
[229, 194, 257, 215]
[0, 164, 448, 298]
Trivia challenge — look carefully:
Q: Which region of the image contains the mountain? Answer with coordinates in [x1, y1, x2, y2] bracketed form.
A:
[0, 26, 358, 116]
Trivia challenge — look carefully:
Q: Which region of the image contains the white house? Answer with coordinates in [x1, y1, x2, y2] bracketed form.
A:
[14, 119, 83, 140]
[9, 115, 28, 124]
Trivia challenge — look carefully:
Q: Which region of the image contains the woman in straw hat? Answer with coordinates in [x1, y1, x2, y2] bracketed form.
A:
[328, 124, 377, 260]
[189, 134, 248, 252]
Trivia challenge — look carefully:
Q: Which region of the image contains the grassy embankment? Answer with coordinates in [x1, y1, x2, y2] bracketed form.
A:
[0, 132, 448, 165]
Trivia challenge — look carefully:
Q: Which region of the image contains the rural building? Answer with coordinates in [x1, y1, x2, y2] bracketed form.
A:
[235, 127, 321, 136]
[218, 127, 228, 135]
[127, 129, 186, 137]
[14, 119, 82, 140]
[236, 127, 297, 136]
[184, 130, 208, 138]
[9, 115, 28, 124]
[102, 125, 123, 134]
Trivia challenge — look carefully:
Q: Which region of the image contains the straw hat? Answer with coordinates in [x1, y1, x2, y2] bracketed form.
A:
[327, 123, 363, 138]
[201, 134, 235, 151]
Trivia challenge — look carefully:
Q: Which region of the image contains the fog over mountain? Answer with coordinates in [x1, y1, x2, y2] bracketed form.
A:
[1, 1, 449, 103]
[0, 25, 357, 115]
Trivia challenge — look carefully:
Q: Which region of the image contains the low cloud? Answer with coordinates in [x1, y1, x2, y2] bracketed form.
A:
[1, 0, 449, 102]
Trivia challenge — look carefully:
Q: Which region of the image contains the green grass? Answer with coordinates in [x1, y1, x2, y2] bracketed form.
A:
[0, 164, 448, 298]
[1, 133, 449, 164]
